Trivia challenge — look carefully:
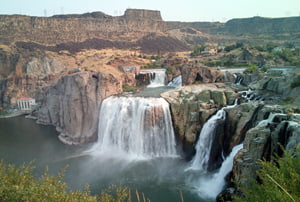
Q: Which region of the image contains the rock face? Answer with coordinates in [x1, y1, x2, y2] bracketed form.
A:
[0, 9, 190, 54]
[0, 50, 68, 108]
[161, 83, 238, 158]
[25, 57, 65, 79]
[180, 63, 223, 85]
[237, 68, 300, 105]
[216, 104, 299, 198]
[36, 71, 123, 145]
[0, 9, 165, 45]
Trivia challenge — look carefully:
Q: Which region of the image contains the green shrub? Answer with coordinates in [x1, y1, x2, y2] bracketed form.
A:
[122, 84, 138, 92]
[166, 66, 176, 74]
[234, 147, 300, 202]
[0, 161, 96, 201]
[0, 161, 132, 202]
[244, 64, 259, 73]
[290, 75, 300, 88]
[0, 110, 8, 116]
[279, 97, 295, 105]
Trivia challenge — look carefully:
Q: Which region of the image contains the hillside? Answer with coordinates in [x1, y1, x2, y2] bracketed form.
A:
[0, 9, 189, 54]
[166, 16, 300, 43]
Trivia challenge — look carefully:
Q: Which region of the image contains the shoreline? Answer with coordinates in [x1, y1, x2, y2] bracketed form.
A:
[0, 111, 30, 119]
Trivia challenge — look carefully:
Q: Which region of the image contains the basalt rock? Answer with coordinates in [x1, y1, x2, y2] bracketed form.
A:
[231, 110, 300, 191]
[180, 63, 223, 85]
[36, 71, 123, 145]
[161, 84, 238, 158]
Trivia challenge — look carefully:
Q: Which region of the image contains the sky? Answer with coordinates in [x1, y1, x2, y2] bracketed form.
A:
[0, 0, 299, 22]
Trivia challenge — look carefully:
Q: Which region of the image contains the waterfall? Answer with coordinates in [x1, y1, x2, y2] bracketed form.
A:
[188, 101, 238, 171]
[167, 75, 182, 88]
[196, 144, 243, 199]
[91, 96, 177, 158]
[147, 69, 166, 88]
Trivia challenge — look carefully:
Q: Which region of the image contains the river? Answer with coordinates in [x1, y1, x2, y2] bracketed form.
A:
[0, 116, 211, 202]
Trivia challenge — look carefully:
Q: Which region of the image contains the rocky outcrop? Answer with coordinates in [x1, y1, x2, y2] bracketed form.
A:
[223, 16, 300, 36]
[25, 56, 65, 79]
[180, 63, 223, 85]
[237, 68, 300, 105]
[0, 9, 165, 45]
[0, 51, 68, 108]
[216, 103, 300, 200]
[0, 9, 190, 54]
[36, 71, 123, 145]
[223, 102, 264, 154]
[161, 83, 238, 158]
[166, 16, 300, 42]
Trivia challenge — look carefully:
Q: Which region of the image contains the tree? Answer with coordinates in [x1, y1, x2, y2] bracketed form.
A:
[234, 147, 300, 202]
[244, 64, 259, 73]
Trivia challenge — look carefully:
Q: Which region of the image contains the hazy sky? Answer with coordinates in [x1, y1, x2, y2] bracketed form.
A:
[0, 0, 299, 22]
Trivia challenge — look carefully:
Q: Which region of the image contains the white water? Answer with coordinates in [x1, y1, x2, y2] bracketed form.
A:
[196, 144, 243, 199]
[188, 100, 238, 171]
[90, 96, 177, 159]
[147, 69, 166, 88]
[168, 75, 182, 88]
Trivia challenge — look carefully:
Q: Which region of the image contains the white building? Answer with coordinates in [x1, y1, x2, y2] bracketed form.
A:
[17, 97, 36, 111]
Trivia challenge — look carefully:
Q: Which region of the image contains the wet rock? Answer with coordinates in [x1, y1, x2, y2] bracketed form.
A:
[161, 84, 238, 158]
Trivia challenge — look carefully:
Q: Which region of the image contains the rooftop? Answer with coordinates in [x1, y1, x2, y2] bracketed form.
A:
[18, 97, 34, 101]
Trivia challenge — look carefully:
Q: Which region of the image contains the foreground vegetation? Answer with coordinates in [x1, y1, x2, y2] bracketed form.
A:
[234, 147, 300, 202]
[0, 160, 146, 202]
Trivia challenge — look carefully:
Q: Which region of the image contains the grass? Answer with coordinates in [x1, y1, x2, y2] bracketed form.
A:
[122, 84, 139, 92]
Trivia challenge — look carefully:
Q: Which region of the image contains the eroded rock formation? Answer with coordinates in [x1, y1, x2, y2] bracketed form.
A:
[181, 63, 224, 85]
[36, 71, 123, 145]
[161, 83, 238, 158]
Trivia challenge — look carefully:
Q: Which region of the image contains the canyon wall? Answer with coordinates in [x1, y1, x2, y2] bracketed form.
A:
[0, 9, 165, 45]
[36, 71, 124, 145]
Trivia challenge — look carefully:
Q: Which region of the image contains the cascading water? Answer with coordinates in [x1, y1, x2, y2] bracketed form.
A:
[167, 75, 182, 88]
[147, 69, 166, 88]
[90, 96, 177, 158]
[188, 100, 238, 171]
[196, 144, 243, 198]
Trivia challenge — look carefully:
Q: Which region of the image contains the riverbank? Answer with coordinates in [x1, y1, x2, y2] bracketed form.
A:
[0, 110, 29, 119]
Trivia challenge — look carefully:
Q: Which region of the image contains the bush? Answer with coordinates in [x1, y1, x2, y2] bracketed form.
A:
[166, 66, 176, 74]
[190, 45, 206, 57]
[122, 84, 138, 92]
[0, 161, 131, 202]
[244, 64, 259, 73]
[290, 75, 300, 88]
[234, 147, 300, 202]
[0, 110, 8, 116]
[0, 161, 96, 201]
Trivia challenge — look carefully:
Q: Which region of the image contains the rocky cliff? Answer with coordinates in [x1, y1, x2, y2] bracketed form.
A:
[161, 83, 238, 159]
[214, 68, 300, 200]
[0, 9, 165, 45]
[36, 71, 124, 145]
[0, 9, 189, 54]
[166, 16, 300, 42]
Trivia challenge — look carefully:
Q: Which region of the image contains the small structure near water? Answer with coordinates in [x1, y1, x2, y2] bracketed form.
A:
[17, 97, 36, 111]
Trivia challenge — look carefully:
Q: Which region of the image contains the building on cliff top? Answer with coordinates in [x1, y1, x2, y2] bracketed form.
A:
[17, 97, 36, 111]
